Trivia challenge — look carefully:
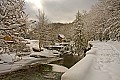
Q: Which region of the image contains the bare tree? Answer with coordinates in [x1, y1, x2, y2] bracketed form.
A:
[33, 9, 50, 50]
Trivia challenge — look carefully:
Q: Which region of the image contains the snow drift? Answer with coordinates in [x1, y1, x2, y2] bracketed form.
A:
[61, 41, 120, 80]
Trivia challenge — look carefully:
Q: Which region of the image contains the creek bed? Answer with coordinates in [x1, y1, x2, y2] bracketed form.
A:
[0, 55, 80, 80]
[0, 64, 63, 80]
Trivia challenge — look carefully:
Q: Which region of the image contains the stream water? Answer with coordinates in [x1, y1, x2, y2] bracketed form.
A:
[0, 55, 80, 80]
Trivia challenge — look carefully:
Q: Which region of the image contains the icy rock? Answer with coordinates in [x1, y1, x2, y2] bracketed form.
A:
[0, 54, 14, 63]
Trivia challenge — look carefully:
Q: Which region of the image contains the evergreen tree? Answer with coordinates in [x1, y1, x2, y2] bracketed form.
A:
[73, 11, 87, 56]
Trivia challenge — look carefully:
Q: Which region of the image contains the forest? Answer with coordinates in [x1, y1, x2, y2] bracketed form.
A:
[0, 0, 120, 80]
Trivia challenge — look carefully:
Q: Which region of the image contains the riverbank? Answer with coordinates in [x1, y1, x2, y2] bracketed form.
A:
[0, 53, 80, 80]
[0, 56, 62, 75]
[0, 39, 80, 80]
[0, 63, 64, 80]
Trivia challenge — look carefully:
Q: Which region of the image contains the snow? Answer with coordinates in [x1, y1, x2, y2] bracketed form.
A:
[26, 40, 40, 52]
[61, 41, 120, 80]
[0, 61, 4, 64]
[0, 56, 40, 74]
[30, 49, 61, 58]
[0, 14, 4, 20]
[58, 34, 65, 39]
[0, 54, 61, 74]
[0, 39, 62, 74]
[48, 64, 68, 72]
[0, 48, 3, 53]
[24, 39, 61, 58]
[0, 54, 14, 63]
[0, 53, 21, 63]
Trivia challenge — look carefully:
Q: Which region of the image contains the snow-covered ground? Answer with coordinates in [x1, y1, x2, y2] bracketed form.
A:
[0, 56, 41, 74]
[61, 41, 120, 80]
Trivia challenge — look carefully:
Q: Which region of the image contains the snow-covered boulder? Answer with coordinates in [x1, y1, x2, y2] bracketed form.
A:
[0, 53, 22, 63]
[0, 54, 14, 63]
[30, 49, 61, 58]
[26, 40, 40, 52]
[0, 61, 4, 64]
[48, 64, 68, 72]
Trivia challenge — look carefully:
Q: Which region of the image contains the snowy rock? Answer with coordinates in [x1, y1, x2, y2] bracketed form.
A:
[0, 61, 4, 64]
[32, 47, 42, 52]
[48, 64, 68, 72]
[30, 49, 60, 58]
[26, 40, 40, 52]
[86, 48, 97, 55]
[0, 47, 3, 53]
[0, 54, 14, 63]
[52, 50, 61, 56]
[0, 53, 22, 63]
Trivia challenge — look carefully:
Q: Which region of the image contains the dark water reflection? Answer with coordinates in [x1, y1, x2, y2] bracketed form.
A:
[50, 54, 80, 68]
[63, 54, 80, 68]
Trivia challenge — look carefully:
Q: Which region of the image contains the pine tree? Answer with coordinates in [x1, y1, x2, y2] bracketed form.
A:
[73, 11, 87, 56]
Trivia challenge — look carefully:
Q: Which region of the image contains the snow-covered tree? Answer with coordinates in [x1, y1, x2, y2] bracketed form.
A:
[0, 0, 27, 35]
[100, 0, 120, 41]
[83, 0, 120, 41]
[31, 9, 51, 49]
[73, 11, 87, 56]
[0, 0, 30, 55]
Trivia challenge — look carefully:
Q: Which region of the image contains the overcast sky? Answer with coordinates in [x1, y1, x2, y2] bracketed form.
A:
[25, 0, 98, 23]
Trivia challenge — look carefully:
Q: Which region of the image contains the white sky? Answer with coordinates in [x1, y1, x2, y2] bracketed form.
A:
[25, 0, 98, 23]
[25, 0, 43, 10]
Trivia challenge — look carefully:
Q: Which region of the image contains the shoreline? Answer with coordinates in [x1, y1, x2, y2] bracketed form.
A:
[0, 62, 64, 80]
[0, 56, 62, 76]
